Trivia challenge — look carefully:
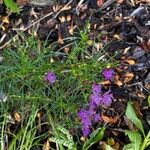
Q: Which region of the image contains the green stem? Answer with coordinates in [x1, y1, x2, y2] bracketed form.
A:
[140, 131, 150, 150]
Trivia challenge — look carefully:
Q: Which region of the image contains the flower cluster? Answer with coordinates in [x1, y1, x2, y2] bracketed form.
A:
[45, 71, 56, 84]
[102, 68, 114, 80]
[78, 83, 113, 137]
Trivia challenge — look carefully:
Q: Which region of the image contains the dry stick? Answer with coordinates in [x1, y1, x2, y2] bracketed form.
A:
[0, 0, 73, 50]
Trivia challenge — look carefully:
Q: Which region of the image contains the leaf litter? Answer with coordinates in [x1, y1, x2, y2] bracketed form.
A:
[0, 0, 150, 149]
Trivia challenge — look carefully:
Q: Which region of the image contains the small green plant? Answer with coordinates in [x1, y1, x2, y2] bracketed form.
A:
[4, 0, 19, 13]
[49, 125, 105, 150]
[123, 102, 150, 150]
[82, 127, 105, 150]
[49, 125, 77, 150]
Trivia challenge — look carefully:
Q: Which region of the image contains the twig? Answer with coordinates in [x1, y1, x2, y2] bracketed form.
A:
[0, 0, 73, 50]
[127, 82, 150, 93]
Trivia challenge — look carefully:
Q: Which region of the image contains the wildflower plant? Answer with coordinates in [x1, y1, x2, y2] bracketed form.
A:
[78, 82, 113, 137]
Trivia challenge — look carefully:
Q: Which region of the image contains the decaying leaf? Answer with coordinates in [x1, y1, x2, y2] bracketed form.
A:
[114, 74, 123, 86]
[43, 140, 50, 150]
[14, 112, 21, 122]
[100, 80, 111, 85]
[124, 72, 134, 83]
[80, 136, 86, 142]
[97, 0, 103, 7]
[125, 59, 135, 65]
[101, 114, 118, 123]
[2, 16, 9, 24]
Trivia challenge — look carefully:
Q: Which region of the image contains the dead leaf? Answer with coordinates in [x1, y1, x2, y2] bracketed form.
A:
[14, 112, 21, 122]
[64, 47, 70, 54]
[125, 72, 134, 77]
[80, 136, 86, 142]
[123, 47, 131, 54]
[2, 16, 9, 24]
[125, 59, 136, 65]
[100, 80, 111, 85]
[97, 0, 103, 7]
[113, 34, 121, 40]
[59, 16, 66, 23]
[43, 140, 50, 150]
[101, 115, 118, 123]
[112, 141, 120, 149]
[115, 80, 123, 86]
[58, 33, 64, 45]
[66, 15, 71, 22]
[114, 74, 123, 86]
[124, 72, 134, 83]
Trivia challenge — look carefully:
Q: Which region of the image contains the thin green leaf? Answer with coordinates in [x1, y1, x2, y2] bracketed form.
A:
[125, 102, 145, 137]
[148, 96, 150, 107]
[4, 0, 19, 13]
[82, 127, 105, 150]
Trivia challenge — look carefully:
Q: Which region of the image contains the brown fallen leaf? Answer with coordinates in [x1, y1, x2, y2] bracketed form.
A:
[114, 74, 123, 86]
[14, 112, 21, 122]
[124, 72, 134, 83]
[101, 114, 118, 123]
[80, 136, 86, 142]
[97, 0, 103, 7]
[43, 140, 50, 150]
[125, 59, 136, 65]
[100, 80, 111, 85]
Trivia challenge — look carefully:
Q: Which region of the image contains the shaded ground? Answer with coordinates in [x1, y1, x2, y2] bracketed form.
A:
[0, 0, 150, 149]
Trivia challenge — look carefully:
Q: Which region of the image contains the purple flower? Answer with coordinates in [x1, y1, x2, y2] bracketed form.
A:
[102, 91, 113, 107]
[78, 109, 92, 136]
[102, 69, 114, 80]
[45, 71, 56, 84]
[93, 113, 100, 122]
[89, 94, 102, 108]
[92, 83, 102, 94]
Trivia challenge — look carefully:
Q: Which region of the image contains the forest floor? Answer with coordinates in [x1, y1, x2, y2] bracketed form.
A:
[0, 0, 150, 150]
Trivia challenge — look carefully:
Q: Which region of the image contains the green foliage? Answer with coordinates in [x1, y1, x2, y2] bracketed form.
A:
[0, 28, 117, 149]
[124, 102, 150, 150]
[49, 126, 77, 150]
[125, 102, 145, 137]
[4, 0, 19, 13]
[82, 127, 105, 150]
[123, 130, 142, 150]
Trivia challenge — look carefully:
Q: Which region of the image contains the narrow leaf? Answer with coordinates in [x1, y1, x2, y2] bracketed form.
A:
[125, 102, 145, 137]
[82, 127, 105, 150]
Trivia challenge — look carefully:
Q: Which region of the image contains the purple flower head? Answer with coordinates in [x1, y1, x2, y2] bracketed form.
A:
[93, 113, 100, 122]
[89, 94, 102, 108]
[92, 83, 102, 94]
[102, 91, 113, 107]
[102, 68, 114, 80]
[78, 109, 92, 136]
[45, 71, 56, 84]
